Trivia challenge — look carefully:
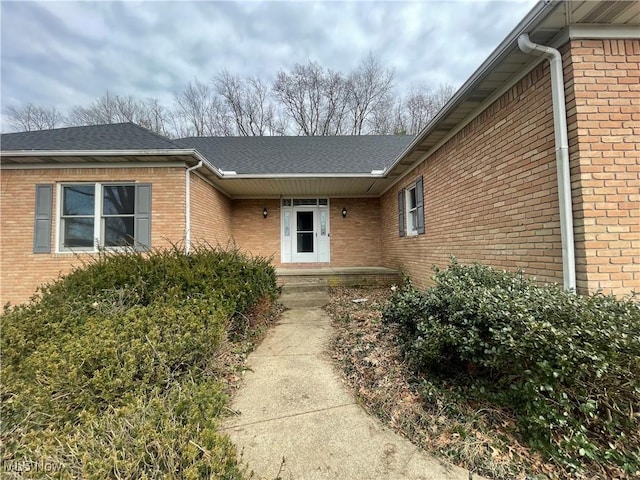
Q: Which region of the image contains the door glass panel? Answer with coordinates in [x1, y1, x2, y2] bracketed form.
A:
[296, 211, 314, 253]
[320, 210, 327, 236]
[297, 211, 313, 232]
[283, 211, 290, 236]
[297, 233, 313, 252]
[293, 199, 317, 206]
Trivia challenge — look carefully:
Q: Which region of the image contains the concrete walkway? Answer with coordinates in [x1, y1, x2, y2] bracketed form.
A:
[222, 307, 487, 480]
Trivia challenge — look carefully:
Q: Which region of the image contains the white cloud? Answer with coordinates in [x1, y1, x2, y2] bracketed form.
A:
[0, 0, 538, 131]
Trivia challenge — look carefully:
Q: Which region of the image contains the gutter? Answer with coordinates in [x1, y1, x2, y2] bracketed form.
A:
[185, 160, 204, 254]
[517, 33, 576, 291]
[0, 148, 228, 177]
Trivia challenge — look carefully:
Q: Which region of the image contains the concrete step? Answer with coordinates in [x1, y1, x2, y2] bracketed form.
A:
[281, 282, 328, 294]
[279, 291, 329, 309]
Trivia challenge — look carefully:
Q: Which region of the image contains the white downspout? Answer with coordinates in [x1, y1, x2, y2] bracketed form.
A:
[517, 33, 576, 291]
[185, 160, 204, 254]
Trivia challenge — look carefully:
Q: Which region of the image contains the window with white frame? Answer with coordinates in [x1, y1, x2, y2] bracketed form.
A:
[58, 183, 148, 251]
[398, 176, 424, 237]
[406, 185, 418, 235]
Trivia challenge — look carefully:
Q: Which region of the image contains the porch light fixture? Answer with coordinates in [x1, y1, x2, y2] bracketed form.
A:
[263, 208, 268, 219]
[342, 207, 347, 218]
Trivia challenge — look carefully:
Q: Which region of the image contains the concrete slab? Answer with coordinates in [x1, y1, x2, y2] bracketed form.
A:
[252, 322, 331, 357]
[225, 355, 350, 424]
[222, 307, 488, 480]
[279, 291, 329, 309]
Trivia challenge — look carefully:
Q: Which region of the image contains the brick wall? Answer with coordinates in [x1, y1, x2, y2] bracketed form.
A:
[230, 198, 382, 267]
[329, 198, 383, 266]
[0, 166, 186, 305]
[189, 173, 233, 248]
[566, 39, 640, 296]
[380, 61, 564, 289]
[231, 199, 281, 261]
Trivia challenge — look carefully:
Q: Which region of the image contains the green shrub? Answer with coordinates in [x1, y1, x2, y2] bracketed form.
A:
[1, 245, 277, 478]
[383, 261, 640, 475]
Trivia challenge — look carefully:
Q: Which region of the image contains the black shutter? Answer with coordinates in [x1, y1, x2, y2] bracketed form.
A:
[398, 190, 405, 237]
[134, 184, 151, 251]
[33, 184, 53, 253]
[416, 176, 425, 234]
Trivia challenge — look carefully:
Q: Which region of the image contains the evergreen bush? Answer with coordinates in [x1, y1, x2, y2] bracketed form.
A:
[1, 245, 278, 479]
[383, 261, 640, 475]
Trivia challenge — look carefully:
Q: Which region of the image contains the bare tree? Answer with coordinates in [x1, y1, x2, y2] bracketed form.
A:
[6, 103, 64, 131]
[67, 91, 147, 126]
[346, 53, 394, 135]
[215, 71, 278, 136]
[137, 98, 172, 137]
[273, 61, 348, 136]
[369, 95, 399, 135]
[400, 83, 455, 134]
[172, 79, 233, 137]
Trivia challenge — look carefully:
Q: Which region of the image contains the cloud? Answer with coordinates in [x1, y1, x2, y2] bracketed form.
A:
[0, 0, 538, 131]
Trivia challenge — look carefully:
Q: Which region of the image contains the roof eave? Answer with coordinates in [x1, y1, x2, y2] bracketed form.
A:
[0, 148, 233, 179]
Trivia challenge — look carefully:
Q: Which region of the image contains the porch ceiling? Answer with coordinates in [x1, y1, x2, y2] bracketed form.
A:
[204, 175, 394, 199]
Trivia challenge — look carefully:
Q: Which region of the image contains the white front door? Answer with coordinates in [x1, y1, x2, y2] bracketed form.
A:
[281, 199, 330, 263]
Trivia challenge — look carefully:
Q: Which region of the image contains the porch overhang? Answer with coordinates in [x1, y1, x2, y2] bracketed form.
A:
[204, 175, 394, 199]
[0, 150, 396, 198]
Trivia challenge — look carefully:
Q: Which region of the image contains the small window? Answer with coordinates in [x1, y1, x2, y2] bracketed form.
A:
[61, 184, 96, 248]
[102, 185, 135, 247]
[406, 186, 418, 235]
[59, 183, 150, 252]
[293, 199, 317, 206]
[398, 176, 424, 237]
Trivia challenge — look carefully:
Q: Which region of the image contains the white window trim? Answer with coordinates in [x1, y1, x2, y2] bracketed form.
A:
[56, 182, 136, 253]
[405, 184, 419, 236]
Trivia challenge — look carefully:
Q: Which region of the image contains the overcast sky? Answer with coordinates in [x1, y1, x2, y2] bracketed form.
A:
[0, 0, 539, 132]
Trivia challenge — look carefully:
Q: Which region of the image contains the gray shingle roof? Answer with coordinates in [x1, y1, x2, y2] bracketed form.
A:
[0, 123, 181, 151]
[1, 122, 415, 175]
[173, 135, 415, 174]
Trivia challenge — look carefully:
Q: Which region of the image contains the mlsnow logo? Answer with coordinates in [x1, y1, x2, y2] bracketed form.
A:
[3, 459, 64, 473]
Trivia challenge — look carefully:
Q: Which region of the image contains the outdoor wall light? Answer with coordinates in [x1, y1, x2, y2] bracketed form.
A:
[263, 208, 268, 219]
[342, 207, 347, 218]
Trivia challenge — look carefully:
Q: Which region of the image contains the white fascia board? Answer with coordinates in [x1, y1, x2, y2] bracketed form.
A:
[1, 148, 198, 157]
[553, 24, 640, 47]
[379, 55, 544, 196]
[224, 173, 386, 179]
[0, 148, 230, 179]
[0, 161, 188, 170]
